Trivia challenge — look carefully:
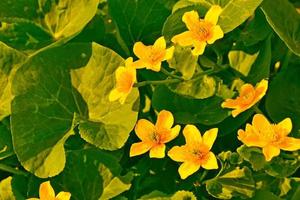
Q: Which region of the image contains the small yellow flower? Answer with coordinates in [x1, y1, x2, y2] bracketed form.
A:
[221, 79, 268, 117]
[133, 36, 174, 72]
[130, 110, 181, 158]
[171, 5, 224, 56]
[109, 57, 136, 104]
[27, 181, 71, 200]
[238, 114, 300, 161]
[168, 125, 218, 179]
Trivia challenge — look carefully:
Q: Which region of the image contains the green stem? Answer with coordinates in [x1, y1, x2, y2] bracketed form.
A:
[0, 164, 28, 176]
[199, 170, 208, 182]
[160, 68, 184, 80]
[133, 79, 181, 87]
[253, 105, 263, 114]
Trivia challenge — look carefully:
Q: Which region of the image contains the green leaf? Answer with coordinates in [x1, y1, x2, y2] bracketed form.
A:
[237, 145, 267, 171]
[228, 50, 259, 76]
[0, 120, 14, 160]
[52, 148, 130, 200]
[167, 46, 198, 80]
[71, 43, 139, 150]
[108, 0, 171, 51]
[265, 155, 300, 178]
[168, 75, 217, 99]
[251, 190, 283, 200]
[265, 63, 300, 134]
[42, 0, 99, 39]
[218, 0, 263, 33]
[238, 9, 272, 46]
[0, 0, 39, 20]
[138, 191, 170, 200]
[205, 167, 256, 199]
[0, 42, 26, 120]
[171, 190, 197, 200]
[152, 85, 229, 125]
[261, 0, 300, 56]
[11, 43, 92, 178]
[0, 20, 53, 51]
[99, 164, 132, 200]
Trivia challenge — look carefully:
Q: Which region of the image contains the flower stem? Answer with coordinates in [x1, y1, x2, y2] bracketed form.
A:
[133, 79, 181, 87]
[160, 68, 184, 80]
[0, 164, 28, 176]
[253, 105, 263, 114]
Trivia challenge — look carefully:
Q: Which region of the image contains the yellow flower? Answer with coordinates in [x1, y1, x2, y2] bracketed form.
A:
[168, 125, 218, 179]
[130, 110, 181, 158]
[27, 181, 71, 200]
[133, 36, 174, 72]
[238, 114, 300, 161]
[221, 79, 268, 117]
[171, 6, 224, 56]
[109, 57, 136, 104]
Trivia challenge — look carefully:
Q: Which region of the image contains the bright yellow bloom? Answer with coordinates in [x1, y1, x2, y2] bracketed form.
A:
[168, 125, 218, 179]
[171, 6, 223, 56]
[130, 110, 181, 158]
[221, 79, 268, 117]
[27, 181, 71, 200]
[133, 36, 174, 72]
[238, 114, 300, 161]
[109, 57, 136, 104]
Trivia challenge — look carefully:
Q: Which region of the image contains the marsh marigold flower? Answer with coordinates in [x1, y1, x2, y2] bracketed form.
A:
[109, 57, 136, 104]
[168, 125, 218, 179]
[221, 79, 268, 117]
[171, 6, 224, 56]
[133, 36, 174, 72]
[28, 181, 71, 200]
[130, 110, 181, 158]
[238, 114, 300, 161]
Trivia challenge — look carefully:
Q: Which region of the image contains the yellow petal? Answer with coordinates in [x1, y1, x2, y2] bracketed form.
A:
[231, 108, 245, 118]
[182, 10, 199, 30]
[278, 137, 300, 151]
[39, 181, 55, 199]
[192, 41, 206, 56]
[162, 125, 181, 143]
[168, 146, 187, 162]
[205, 5, 222, 25]
[153, 36, 166, 50]
[124, 57, 133, 67]
[171, 31, 194, 46]
[164, 46, 175, 60]
[178, 162, 200, 179]
[27, 198, 39, 200]
[133, 60, 147, 69]
[238, 124, 267, 147]
[221, 99, 240, 109]
[130, 142, 153, 157]
[277, 118, 292, 135]
[109, 89, 123, 102]
[255, 79, 268, 96]
[115, 66, 126, 80]
[183, 125, 202, 145]
[149, 144, 166, 158]
[201, 152, 218, 170]
[56, 192, 71, 200]
[147, 63, 161, 72]
[133, 42, 148, 59]
[203, 128, 218, 150]
[156, 110, 174, 130]
[262, 145, 280, 161]
[207, 25, 224, 44]
[252, 114, 271, 133]
[135, 119, 155, 141]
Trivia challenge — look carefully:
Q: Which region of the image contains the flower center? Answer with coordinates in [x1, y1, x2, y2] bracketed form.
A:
[147, 47, 165, 64]
[189, 144, 209, 164]
[194, 20, 213, 41]
[117, 71, 134, 93]
[151, 131, 162, 144]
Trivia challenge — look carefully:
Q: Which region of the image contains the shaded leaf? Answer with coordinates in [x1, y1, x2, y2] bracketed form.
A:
[228, 50, 259, 76]
[152, 85, 229, 125]
[261, 0, 300, 56]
